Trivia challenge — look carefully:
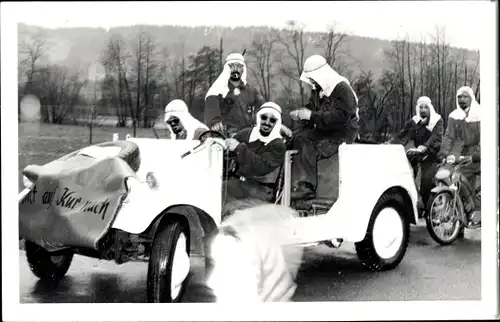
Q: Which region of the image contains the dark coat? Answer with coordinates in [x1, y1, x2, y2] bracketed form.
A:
[302, 81, 359, 144]
[204, 82, 265, 133]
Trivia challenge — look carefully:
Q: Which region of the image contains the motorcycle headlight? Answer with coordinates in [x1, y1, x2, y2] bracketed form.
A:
[435, 168, 451, 181]
[22, 175, 34, 189]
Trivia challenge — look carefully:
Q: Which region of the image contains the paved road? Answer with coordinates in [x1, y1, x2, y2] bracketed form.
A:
[19, 222, 481, 303]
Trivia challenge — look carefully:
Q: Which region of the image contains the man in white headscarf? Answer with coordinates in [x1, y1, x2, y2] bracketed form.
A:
[388, 96, 444, 211]
[438, 86, 481, 213]
[164, 99, 208, 140]
[204, 53, 292, 138]
[289, 55, 359, 200]
[222, 102, 286, 206]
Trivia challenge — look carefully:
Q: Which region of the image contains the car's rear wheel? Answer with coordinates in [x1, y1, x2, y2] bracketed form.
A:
[25, 241, 73, 280]
[355, 192, 410, 271]
[147, 220, 191, 303]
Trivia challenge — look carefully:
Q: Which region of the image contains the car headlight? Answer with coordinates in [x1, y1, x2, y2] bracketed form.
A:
[22, 175, 34, 189]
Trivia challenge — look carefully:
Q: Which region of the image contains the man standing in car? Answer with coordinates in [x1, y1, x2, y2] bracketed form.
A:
[289, 55, 359, 201]
[204, 53, 292, 138]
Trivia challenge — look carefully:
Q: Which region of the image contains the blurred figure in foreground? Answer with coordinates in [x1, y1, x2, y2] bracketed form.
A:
[206, 200, 303, 302]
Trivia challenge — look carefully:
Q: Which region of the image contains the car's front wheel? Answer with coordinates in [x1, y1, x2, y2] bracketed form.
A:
[355, 192, 410, 271]
[25, 241, 74, 280]
[147, 220, 191, 303]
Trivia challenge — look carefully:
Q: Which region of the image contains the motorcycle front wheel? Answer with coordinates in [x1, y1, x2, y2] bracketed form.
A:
[425, 191, 464, 245]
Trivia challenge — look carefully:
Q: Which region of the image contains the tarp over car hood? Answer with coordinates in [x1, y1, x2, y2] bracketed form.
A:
[19, 155, 136, 252]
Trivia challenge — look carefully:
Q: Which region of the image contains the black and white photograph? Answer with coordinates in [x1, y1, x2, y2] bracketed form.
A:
[1, 1, 498, 321]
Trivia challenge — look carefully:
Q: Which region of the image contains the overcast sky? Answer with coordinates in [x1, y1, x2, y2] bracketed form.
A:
[12, 1, 490, 50]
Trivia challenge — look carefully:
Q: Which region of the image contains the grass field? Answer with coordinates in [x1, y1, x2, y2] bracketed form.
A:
[18, 122, 163, 192]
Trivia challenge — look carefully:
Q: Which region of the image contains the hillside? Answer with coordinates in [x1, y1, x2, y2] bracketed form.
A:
[18, 23, 479, 81]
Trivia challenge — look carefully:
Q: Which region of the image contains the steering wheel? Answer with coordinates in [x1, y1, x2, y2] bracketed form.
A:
[198, 130, 227, 142]
[181, 130, 238, 178]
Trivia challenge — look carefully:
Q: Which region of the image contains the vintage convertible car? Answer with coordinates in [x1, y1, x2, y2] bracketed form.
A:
[18, 131, 419, 303]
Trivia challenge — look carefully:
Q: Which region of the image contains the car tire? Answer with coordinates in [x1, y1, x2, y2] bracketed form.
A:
[55, 140, 141, 172]
[25, 241, 73, 280]
[355, 192, 410, 271]
[147, 220, 190, 303]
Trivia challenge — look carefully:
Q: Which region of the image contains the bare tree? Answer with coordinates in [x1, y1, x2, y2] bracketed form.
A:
[277, 20, 308, 105]
[246, 28, 279, 101]
[101, 35, 131, 127]
[35, 64, 84, 124]
[320, 23, 347, 69]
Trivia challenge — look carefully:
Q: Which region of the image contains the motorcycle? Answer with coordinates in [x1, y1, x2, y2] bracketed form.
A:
[425, 155, 481, 245]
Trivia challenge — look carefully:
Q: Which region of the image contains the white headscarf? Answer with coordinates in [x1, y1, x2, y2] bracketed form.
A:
[164, 99, 208, 140]
[248, 102, 283, 145]
[450, 86, 480, 122]
[205, 53, 248, 99]
[412, 96, 442, 131]
[300, 55, 358, 104]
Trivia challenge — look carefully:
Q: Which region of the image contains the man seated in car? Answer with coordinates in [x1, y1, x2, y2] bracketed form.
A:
[289, 54, 359, 201]
[164, 99, 208, 140]
[222, 102, 286, 210]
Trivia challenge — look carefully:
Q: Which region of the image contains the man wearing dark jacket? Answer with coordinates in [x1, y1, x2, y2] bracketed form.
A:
[289, 55, 359, 200]
[222, 102, 286, 208]
[204, 53, 265, 137]
[438, 86, 481, 213]
[388, 96, 444, 208]
[204, 53, 292, 138]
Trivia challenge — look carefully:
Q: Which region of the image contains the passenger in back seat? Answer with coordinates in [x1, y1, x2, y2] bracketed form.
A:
[222, 102, 286, 209]
[289, 55, 359, 201]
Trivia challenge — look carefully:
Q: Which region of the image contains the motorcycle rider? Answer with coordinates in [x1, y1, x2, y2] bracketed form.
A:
[164, 99, 208, 140]
[289, 54, 359, 201]
[437, 86, 481, 213]
[221, 102, 286, 210]
[387, 96, 444, 213]
[204, 53, 292, 138]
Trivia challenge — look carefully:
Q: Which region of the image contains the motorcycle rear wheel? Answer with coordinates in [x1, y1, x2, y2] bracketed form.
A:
[425, 191, 464, 245]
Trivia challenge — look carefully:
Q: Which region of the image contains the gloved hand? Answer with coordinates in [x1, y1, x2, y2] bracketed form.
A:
[211, 122, 225, 132]
[446, 155, 456, 164]
[290, 108, 312, 121]
[225, 138, 240, 151]
[416, 145, 428, 153]
[280, 124, 293, 138]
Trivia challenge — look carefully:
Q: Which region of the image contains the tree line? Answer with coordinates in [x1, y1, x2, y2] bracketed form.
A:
[18, 21, 480, 141]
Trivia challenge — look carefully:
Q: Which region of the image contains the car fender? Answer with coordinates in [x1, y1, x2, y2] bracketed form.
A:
[324, 144, 418, 243]
[111, 138, 224, 236]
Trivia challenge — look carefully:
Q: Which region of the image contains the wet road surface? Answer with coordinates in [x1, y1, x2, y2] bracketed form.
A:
[19, 222, 481, 303]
